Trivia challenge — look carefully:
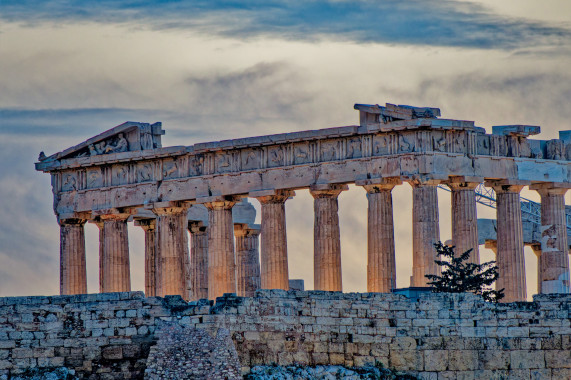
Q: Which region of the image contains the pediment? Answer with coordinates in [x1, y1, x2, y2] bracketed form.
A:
[39, 121, 164, 162]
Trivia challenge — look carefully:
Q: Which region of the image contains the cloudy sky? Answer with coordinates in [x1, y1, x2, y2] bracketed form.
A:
[1, 0, 570, 299]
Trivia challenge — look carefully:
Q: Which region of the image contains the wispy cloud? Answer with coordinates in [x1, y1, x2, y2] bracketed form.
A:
[2, 0, 570, 49]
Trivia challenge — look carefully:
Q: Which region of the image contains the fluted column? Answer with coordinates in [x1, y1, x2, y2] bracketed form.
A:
[135, 219, 157, 297]
[447, 177, 481, 264]
[254, 190, 294, 290]
[189, 222, 209, 301]
[357, 179, 400, 293]
[235, 225, 261, 297]
[152, 203, 190, 299]
[95, 212, 132, 293]
[204, 197, 238, 300]
[487, 180, 527, 302]
[59, 218, 87, 295]
[310, 184, 348, 291]
[410, 180, 441, 287]
[530, 183, 570, 294]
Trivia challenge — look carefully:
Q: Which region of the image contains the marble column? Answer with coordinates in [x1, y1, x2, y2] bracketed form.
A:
[135, 219, 157, 297]
[410, 180, 441, 287]
[189, 222, 209, 301]
[530, 183, 570, 294]
[204, 197, 238, 300]
[59, 218, 87, 295]
[310, 184, 348, 291]
[487, 181, 527, 302]
[447, 177, 481, 264]
[234, 225, 261, 297]
[152, 203, 190, 299]
[254, 190, 294, 290]
[96, 212, 132, 293]
[358, 179, 400, 293]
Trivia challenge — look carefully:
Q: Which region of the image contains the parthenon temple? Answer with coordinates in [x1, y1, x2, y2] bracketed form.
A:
[36, 103, 571, 303]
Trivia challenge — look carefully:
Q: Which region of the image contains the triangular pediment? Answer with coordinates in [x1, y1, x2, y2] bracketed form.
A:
[38, 121, 164, 162]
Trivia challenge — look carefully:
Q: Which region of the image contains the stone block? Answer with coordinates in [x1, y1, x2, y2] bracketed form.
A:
[102, 346, 123, 360]
[511, 350, 545, 369]
[448, 350, 478, 371]
[389, 350, 423, 371]
[545, 350, 571, 368]
[329, 353, 345, 365]
[478, 350, 509, 370]
[424, 350, 448, 371]
[12, 348, 33, 359]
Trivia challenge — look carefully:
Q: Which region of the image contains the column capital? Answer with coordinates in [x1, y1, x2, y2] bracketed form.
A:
[92, 207, 136, 221]
[150, 201, 191, 216]
[446, 176, 483, 191]
[529, 182, 570, 196]
[188, 221, 207, 234]
[252, 189, 295, 204]
[234, 224, 261, 237]
[134, 218, 156, 231]
[408, 175, 447, 187]
[356, 177, 402, 193]
[309, 184, 348, 199]
[197, 195, 240, 210]
[484, 179, 530, 193]
[57, 217, 87, 226]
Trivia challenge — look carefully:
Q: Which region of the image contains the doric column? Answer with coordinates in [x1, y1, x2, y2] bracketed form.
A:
[310, 184, 348, 291]
[152, 203, 190, 299]
[447, 176, 482, 264]
[253, 189, 295, 290]
[530, 183, 570, 294]
[486, 180, 528, 302]
[94, 210, 133, 293]
[410, 179, 441, 287]
[234, 224, 261, 297]
[357, 178, 401, 293]
[59, 218, 87, 295]
[189, 222, 209, 301]
[203, 197, 238, 300]
[134, 219, 157, 297]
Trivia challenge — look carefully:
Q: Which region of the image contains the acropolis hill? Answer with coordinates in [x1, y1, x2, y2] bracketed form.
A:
[0, 103, 569, 378]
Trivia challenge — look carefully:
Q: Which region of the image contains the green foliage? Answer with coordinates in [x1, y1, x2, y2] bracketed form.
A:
[425, 242, 504, 303]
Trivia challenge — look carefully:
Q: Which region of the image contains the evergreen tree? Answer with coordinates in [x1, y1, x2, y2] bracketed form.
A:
[425, 241, 504, 303]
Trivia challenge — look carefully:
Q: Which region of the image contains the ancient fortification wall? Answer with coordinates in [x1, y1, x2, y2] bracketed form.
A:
[1, 290, 570, 379]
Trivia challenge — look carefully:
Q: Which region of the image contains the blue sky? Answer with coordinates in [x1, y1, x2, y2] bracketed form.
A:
[0, 0, 570, 297]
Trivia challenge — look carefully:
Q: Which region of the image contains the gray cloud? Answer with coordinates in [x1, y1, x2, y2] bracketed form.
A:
[1, 1, 570, 50]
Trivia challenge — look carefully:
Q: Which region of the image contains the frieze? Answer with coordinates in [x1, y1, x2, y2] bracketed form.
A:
[61, 172, 78, 192]
[546, 140, 564, 160]
[398, 135, 414, 153]
[346, 137, 362, 159]
[189, 154, 205, 176]
[320, 140, 338, 161]
[241, 149, 260, 171]
[86, 168, 103, 189]
[268, 146, 285, 168]
[293, 143, 311, 165]
[162, 159, 179, 179]
[137, 162, 154, 183]
[111, 164, 130, 186]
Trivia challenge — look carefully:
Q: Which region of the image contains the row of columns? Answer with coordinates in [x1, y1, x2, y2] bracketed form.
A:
[58, 179, 569, 302]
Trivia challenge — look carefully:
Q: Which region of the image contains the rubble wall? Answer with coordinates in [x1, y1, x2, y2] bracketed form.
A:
[0, 290, 570, 379]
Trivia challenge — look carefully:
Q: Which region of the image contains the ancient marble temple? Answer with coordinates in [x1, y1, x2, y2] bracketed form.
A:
[36, 103, 571, 302]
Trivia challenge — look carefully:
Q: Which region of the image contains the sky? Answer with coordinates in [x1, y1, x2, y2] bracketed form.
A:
[0, 0, 570, 299]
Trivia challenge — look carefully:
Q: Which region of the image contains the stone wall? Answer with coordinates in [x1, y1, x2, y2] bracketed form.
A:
[0, 291, 570, 379]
